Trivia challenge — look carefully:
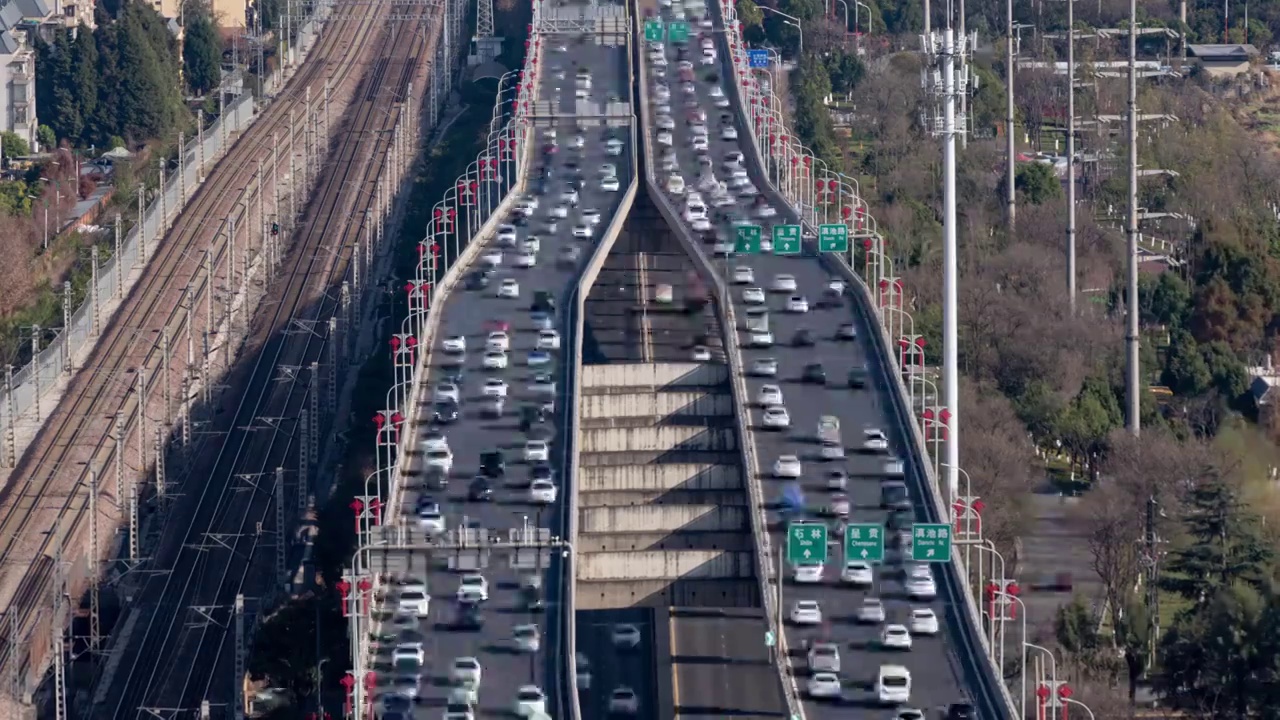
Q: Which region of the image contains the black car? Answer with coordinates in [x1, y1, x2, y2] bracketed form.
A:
[528, 463, 554, 488]
[802, 363, 826, 384]
[520, 575, 545, 611]
[455, 603, 484, 631]
[520, 404, 548, 432]
[465, 271, 490, 291]
[423, 466, 448, 491]
[532, 290, 556, 313]
[887, 508, 914, 533]
[880, 481, 911, 510]
[946, 703, 976, 720]
[480, 450, 506, 479]
[792, 329, 814, 347]
[468, 476, 494, 501]
[848, 365, 868, 388]
[433, 400, 459, 424]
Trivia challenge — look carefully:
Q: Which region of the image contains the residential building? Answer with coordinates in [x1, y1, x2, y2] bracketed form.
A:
[0, 0, 42, 152]
[1188, 44, 1258, 77]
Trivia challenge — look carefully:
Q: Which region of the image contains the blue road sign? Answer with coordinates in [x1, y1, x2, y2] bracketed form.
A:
[747, 49, 770, 68]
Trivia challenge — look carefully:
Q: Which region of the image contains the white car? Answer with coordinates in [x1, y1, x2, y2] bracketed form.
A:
[421, 431, 448, 453]
[751, 358, 778, 377]
[841, 561, 874, 586]
[786, 295, 810, 313]
[838, 322, 858, 340]
[721, 125, 739, 140]
[691, 217, 713, 232]
[481, 249, 503, 266]
[529, 374, 556, 395]
[451, 656, 482, 683]
[882, 624, 913, 650]
[397, 585, 430, 616]
[498, 278, 520, 298]
[820, 441, 846, 460]
[808, 672, 843, 699]
[524, 439, 550, 463]
[537, 329, 560, 350]
[514, 685, 547, 717]
[762, 406, 790, 429]
[877, 665, 911, 705]
[612, 623, 642, 648]
[757, 384, 783, 406]
[582, 208, 602, 225]
[790, 599, 822, 625]
[392, 642, 426, 666]
[576, 652, 592, 691]
[864, 429, 890, 451]
[425, 448, 454, 473]
[529, 479, 558, 504]
[607, 138, 624, 155]
[771, 274, 798, 293]
[486, 331, 510, 351]
[757, 204, 777, 218]
[858, 597, 887, 624]
[483, 350, 508, 369]
[572, 224, 593, 239]
[482, 378, 509, 398]
[808, 642, 841, 673]
[657, 130, 674, 146]
[562, 187, 580, 205]
[497, 224, 518, 245]
[457, 574, 489, 601]
[551, 203, 570, 218]
[773, 454, 801, 478]
[515, 250, 537, 268]
[742, 286, 765, 304]
[601, 176, 620, 192]
[692, 345, 712, 361]
[609, 687, 640, 714]
[417, 504, 445, 533]
[514, 623, 541, 652]
[442, 335, 466, 352]
[906, 572, 938, 599]
[691, 136, 709, 152]
[910, 608, 940, 635]
[794, 563, 824, 583]
[747, 329, 774, 348]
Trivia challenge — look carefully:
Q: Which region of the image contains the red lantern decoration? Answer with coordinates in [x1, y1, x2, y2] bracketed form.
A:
[842, 206, 853, 219]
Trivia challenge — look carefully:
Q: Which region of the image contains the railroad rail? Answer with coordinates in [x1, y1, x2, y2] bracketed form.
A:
[99, 7, 433, 714]
[0, 0, 398, 703]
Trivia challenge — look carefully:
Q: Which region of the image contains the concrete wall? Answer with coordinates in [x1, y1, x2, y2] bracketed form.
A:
[581, 391, 734, 420]
[581, 505, 746, 534]
[579, 550, 755, 580]
[581, 426, 738, 453]
[581, 362, 729, 390]
[579, 463, 741, 493]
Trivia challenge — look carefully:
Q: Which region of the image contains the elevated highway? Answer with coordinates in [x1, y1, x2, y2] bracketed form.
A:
[634, 0, 1016, 717]
[358, 2, 638, 719]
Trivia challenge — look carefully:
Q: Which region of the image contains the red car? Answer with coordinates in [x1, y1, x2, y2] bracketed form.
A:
[484, 318, 510, 333]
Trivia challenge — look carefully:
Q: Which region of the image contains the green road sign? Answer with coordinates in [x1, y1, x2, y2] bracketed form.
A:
[844, 522, 885, 563]
[668, 21, 690, 43]
[765, 630, 776, 647]
[787, 522, 828, 565]
[773, 224, 801, 254]
[911, 523, 953, 562]
[818, 223, 849, 253]
[734, 224, 761, 254]
[643, 19, 663, 42]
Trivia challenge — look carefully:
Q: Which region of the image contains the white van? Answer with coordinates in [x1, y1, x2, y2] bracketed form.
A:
[666, 173, 685, 195]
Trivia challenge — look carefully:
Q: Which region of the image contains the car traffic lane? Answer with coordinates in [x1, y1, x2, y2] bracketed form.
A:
[670, 608, 787, 720]
[577, 609, 660, 720]
[647, 22, 969, 720]
[384, 37, 634, 720]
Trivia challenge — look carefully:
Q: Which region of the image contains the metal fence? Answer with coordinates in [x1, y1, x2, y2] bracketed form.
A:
[0, 49, 317, 468]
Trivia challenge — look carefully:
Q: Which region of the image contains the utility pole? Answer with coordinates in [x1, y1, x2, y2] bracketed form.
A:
[136, 189, 146, 268]
[155, 427, 167, 501]
[1066, 0, 1077, 314]
[4, 365, 16, 468]
[1126, 0, 1141, 436]
[1145, 495, 1161, 668]
[276, 467, 287, 582]
[114, 213, 123, 298]
[31, 325, 40, 421]
[179, 131, 187, 202]
[137, 367, 148, 471]
[51, 522, 66, 720]
[115, 415, 126, 511]
[234, 594, 246, 720]
[91, 248, 101, 336]
[61, 281, 72, 374]
[1005, 0, 1017, 232]
[88, 469, 100, 654]
[162, 330, 172, 426]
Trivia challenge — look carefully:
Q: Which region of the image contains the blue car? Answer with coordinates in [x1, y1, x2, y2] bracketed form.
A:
[527, 350, 553, 367]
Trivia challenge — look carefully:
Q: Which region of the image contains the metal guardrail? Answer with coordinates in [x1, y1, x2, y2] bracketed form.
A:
[629, 8, 806, 719]
[709, 4, 1017, 715]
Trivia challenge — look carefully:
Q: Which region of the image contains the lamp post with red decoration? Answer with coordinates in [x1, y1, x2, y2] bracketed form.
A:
[389, 333, 416, 412]
[920, 406, 949, 477]
[340, 672, 355, 719]
[1060, 692, 1094, 720]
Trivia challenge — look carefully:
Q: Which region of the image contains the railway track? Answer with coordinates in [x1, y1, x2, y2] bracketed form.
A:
[103, 7, 431, 716]
[0, 0, 386, 696]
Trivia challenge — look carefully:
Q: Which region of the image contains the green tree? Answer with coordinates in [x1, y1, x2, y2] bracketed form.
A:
[0, 181, 32, 215]
[1163, 329, 1211, 396]
[0, 132, 30, 160]
[792, 53, 839, 165]
[824, 51, 865, 95]
[114, 5, 180, 142]
[247, 592, 348, 705]
[36, 125, 55, 151]
[1057, 376, 1122, 471]
[1054, 594, 1099, 662]
[1115, 595, 1150, 703]
[736, 0, 764, 30]
[1004, 161, 1060, 205]
[70, 24, 100, 144]
[1161, 479, 1273, 606]
[183, 3, 223, 96]
[35, 32, 80, 143]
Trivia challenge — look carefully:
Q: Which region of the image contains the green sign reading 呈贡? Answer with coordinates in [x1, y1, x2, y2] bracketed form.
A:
[844, 522, 885, 563]
[773, 224, 801, 254]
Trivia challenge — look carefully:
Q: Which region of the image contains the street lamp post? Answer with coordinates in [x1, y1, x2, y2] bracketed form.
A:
[1062, 697, 1095, 720]
[855, 0, 871, 33]
[1025, 643, 1058, 720]
[834, 0, 850, 32]
[1000, 590, 1030, 719]
[761, 6, 804, 55]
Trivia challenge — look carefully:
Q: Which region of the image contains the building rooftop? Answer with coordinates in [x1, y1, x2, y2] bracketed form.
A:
[0, 28, 16, 53]
[1188, 43, 1259, 60]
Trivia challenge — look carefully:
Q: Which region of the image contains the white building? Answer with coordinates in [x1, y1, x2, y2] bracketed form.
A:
[0, 0, 54, 152]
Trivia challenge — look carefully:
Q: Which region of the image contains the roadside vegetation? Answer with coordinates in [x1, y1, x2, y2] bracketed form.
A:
[744, 0, 1280, 711]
